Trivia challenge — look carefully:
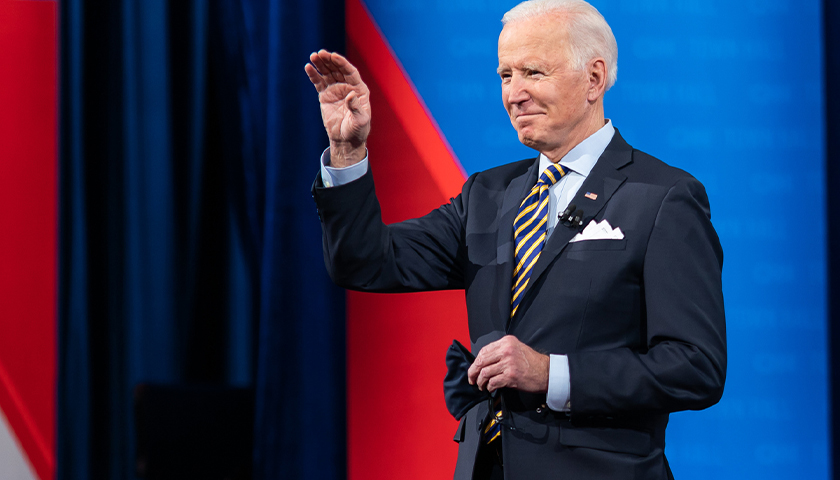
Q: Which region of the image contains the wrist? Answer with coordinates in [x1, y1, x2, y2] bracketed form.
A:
[329, 141, 367, 168]
[540, 353, 550, 393]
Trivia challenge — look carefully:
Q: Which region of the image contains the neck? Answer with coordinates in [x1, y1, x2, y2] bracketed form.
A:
[543, 107, 605, 163]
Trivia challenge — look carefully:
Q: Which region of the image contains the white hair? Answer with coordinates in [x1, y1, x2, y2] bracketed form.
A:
[502, 0, 618, 90]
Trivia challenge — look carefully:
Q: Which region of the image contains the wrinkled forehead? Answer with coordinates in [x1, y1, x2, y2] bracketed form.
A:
[499, 11, 572, 42]
[497, 15, 574, 64]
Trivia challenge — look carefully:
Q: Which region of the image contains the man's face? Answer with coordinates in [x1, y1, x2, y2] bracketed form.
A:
[497, 15, 594, 159]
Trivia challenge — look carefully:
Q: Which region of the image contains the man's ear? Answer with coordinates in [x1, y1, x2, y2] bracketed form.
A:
[587, 58, 607, 102]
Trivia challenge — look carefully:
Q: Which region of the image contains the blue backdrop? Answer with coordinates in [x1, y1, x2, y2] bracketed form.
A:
[361, 0, 828, 477]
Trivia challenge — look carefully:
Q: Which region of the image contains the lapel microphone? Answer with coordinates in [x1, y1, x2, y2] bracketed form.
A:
[569, 209, 584, 228]
[558, 204, 585, 228]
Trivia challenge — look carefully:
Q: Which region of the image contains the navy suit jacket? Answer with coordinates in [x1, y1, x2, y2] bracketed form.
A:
[312, 131, 726, 480]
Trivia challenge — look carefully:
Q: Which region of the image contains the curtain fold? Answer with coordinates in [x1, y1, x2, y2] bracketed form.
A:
[826, 0, 840, 471]
[59, 0, 346, 478]
[209, 1, 347, 478]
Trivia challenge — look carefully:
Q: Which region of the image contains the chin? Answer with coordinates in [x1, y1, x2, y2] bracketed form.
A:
[517, 134, 542, 150]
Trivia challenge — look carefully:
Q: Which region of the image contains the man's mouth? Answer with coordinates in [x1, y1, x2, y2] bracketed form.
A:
[515, 112, 542, 121]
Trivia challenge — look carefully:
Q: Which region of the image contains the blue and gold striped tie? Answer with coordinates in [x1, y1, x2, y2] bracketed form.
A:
[483, 164, 567, 446]
[510, 163, 567, 319]
[483, 397, 504, 444]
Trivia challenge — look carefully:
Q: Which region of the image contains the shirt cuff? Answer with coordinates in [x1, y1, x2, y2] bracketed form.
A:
[320, 147, 369, 187]
[546, 354, 571, 411]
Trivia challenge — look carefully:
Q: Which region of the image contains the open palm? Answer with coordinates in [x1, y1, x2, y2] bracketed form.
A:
[305, 50, 371, 166]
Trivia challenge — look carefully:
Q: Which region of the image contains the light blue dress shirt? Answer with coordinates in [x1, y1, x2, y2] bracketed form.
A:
[320, 120, 616, 411]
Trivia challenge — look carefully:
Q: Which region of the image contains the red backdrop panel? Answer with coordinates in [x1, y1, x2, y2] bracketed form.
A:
[345, 0, 471, 478]
[0, 1, 58, 479]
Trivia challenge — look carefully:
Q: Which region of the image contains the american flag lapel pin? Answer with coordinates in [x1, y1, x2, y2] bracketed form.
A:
[584, 192, 598, 200]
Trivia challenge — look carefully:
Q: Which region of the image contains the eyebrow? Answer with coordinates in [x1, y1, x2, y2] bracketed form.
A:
[522, 63, 545, 71]
[496, 62, 546, 76]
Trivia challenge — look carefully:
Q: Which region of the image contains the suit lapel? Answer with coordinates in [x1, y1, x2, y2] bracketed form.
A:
[518, 131, 634, 317]
[495, 159, 540, 329]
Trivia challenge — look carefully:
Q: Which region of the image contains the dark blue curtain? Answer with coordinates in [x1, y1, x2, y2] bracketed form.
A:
[209, 1, 347, 479]
[58, 0, 345, 478]
[826, 0, 840, 477]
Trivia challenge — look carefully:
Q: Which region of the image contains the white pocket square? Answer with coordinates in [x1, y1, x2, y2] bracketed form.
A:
[569, 219, 624, 242]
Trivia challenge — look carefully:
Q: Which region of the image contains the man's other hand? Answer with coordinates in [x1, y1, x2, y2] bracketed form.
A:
[468, 335, 549, 394]
[305, 50, 371, 167]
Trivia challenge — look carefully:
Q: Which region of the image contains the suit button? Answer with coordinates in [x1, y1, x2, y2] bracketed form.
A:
[536, 403, 547, 413]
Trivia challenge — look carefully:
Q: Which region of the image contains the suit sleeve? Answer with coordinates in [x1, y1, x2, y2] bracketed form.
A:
[312, 166, 471, 293]
[567, 177, 726, 415]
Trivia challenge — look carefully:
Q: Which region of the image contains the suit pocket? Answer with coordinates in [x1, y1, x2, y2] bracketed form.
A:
[566, 238, 627, 251]
[559, 426, 651, 456]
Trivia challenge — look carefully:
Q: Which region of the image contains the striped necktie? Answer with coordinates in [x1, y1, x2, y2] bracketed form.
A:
[510, 163, 567, 318]
[483, 397, 503, 444]
[484, 164, 568, 446]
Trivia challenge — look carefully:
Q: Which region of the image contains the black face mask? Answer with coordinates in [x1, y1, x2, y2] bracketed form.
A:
[443, 339, 492, 420]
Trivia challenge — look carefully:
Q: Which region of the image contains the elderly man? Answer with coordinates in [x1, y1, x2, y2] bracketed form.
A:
[305, 0, 726, 478]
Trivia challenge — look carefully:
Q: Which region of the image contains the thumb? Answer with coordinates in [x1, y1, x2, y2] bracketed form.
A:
[346, 91, 361, 113]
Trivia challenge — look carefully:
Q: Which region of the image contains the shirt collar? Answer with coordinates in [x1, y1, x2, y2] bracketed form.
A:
[538, 119, 615, 177]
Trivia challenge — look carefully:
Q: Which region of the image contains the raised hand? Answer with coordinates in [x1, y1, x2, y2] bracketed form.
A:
[305, 50, 371, 167]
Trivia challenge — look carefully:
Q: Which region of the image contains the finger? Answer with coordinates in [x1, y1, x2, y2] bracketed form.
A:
[316, 49, 336, 64]
[309, 50, 323, 68]
[469, 344, 502, 384]
[476, 368, 489, 391]
[304, 63, 327, 92]
[467, 362, 480, 385]
[475, 343, 504, 369]
[316, 50, 356, 76]
[326, 52, 350, 83]
[312, 50, 368, 93]
[315, 50, 346, 79]
[310, 51, 340, 83]
[316, 56, 350, 86]
[476, 363, 505, 392]
[486, 373, 509, 392]
[327, 51, 369, 86]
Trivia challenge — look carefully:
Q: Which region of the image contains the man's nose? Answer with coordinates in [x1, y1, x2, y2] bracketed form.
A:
[506, 75, 530, 105]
